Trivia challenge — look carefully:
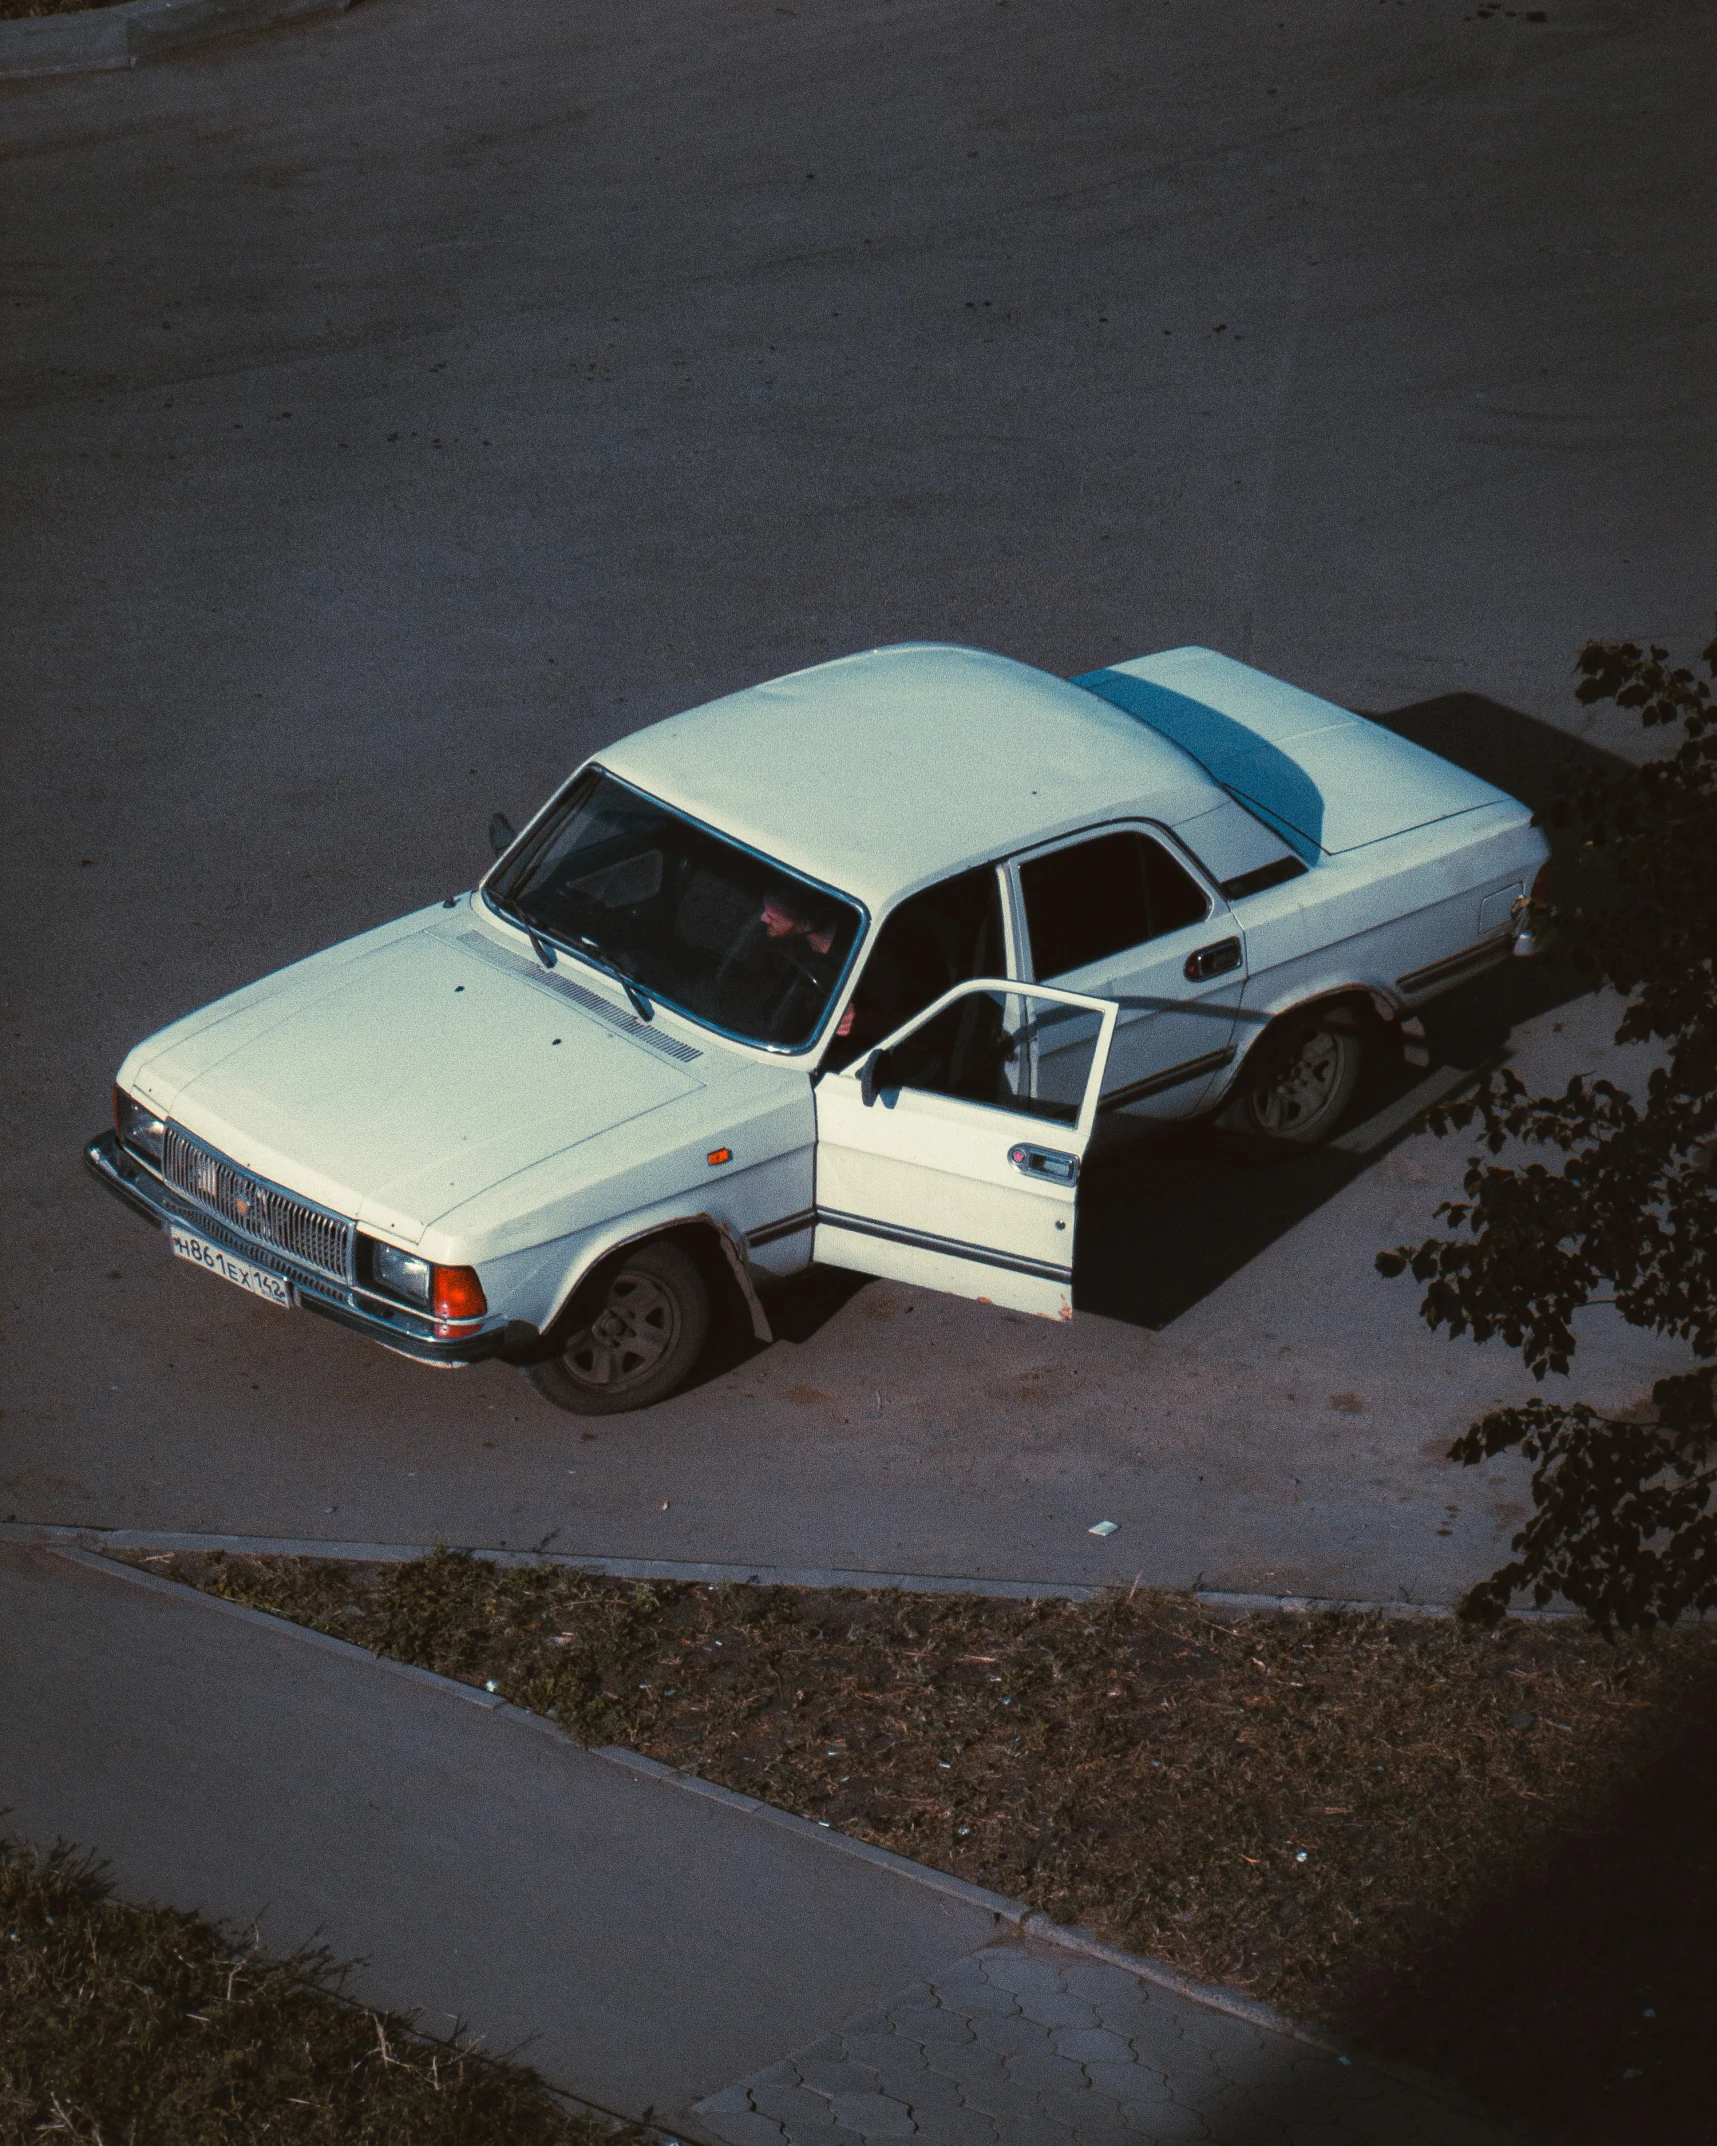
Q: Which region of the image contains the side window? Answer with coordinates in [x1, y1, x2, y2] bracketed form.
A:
[877, 986, 1105, 1129]
[1020, 830, 1207, 982]
[884, 988, 1034, 1115]
[823, 864, 1004, 1070]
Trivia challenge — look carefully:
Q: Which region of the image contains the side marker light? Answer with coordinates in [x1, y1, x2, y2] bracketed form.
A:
[706, 1148, 732, 1166]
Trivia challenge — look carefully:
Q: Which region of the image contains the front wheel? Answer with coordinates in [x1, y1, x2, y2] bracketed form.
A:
[1221, 1008, 1366, 1146]
[526, 1238, 710, 1415]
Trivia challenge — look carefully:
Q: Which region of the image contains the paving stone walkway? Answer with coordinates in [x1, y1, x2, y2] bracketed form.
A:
[694, 1942, 1515, 2146]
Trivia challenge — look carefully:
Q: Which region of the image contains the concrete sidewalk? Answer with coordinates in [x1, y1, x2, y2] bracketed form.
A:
[0, 1545, 1520, 2143]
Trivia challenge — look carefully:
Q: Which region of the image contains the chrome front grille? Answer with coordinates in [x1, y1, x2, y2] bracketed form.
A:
[162, 1127, 353, 1281]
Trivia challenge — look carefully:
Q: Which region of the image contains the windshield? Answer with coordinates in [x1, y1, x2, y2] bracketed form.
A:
[486, 771, 866, 1050]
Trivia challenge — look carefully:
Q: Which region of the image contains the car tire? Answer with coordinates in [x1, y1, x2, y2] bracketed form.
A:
[1220, 1006, 1366, 1146]
[526, 1238, 711, 1415]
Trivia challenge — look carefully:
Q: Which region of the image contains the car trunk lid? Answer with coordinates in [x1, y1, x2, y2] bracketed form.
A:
[1074, 647, 1510, 857]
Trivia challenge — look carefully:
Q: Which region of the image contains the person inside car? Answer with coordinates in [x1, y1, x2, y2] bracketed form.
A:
[718, 883, 849, 1039]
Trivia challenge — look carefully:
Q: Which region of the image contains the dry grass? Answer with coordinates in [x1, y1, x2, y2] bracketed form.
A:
[143, 1549, 1717, 2145]
[0, 0, 126, 23]
[0, 1834, 647, 2145]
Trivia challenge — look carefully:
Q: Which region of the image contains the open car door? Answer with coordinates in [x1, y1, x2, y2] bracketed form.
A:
[814, 979, 1118, 1321]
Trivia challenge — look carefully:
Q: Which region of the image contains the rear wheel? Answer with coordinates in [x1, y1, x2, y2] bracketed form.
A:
[1222, 1007, 1366, 1146]
[526, 1238, 710, 1415]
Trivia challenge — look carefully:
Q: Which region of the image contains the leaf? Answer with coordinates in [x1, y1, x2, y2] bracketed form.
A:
[1385, 610, 1717, 1633]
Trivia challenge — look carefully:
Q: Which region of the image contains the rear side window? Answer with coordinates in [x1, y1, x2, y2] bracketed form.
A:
[1020, 830, 1208, 981]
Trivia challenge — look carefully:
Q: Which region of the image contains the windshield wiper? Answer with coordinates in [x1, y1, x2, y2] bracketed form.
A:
[486, 889, 653, 1021]
[569, 933, 654, 1022]
[487, 892, 652, 1017]
[485, 888, 551, 962]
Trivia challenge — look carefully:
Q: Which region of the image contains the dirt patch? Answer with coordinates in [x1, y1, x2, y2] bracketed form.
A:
[134, 1549, 1717, 2145]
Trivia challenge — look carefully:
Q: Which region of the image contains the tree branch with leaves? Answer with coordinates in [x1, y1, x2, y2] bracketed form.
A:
[1378, 620, 1717, 1634]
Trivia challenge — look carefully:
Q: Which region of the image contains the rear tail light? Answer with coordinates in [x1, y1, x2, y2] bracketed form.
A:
[1513, 861, 1556, 958]
[431, 1265, 488, 1327]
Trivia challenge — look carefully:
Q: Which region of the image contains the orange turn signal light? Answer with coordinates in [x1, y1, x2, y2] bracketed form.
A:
[431, 1264, 488, 1324]
[706, 1147, 732, 1166]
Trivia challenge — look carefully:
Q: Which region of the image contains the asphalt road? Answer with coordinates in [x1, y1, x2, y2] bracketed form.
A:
[3, 0, 1712, 1600]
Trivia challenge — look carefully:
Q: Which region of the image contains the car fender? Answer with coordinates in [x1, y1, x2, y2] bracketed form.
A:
[1212, 981, 1389, 1106]
[529, 1204, 774, 1355]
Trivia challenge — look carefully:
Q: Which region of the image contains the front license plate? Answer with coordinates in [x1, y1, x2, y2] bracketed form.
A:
[169, 1224, 292, 1309]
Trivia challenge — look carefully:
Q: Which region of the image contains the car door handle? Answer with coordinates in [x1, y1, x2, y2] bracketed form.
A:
[1184, 937, 1242, 981]
[1009, 1143, 1078, 1185]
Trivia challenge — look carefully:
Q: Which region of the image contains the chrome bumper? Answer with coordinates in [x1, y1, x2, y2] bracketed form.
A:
[83, 1131, 515, 1368]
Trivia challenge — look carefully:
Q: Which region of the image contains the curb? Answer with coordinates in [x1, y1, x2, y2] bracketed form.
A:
[0, 1520, 1579, 1618]
[1, 0, 351, 81]
[5, 1523, 1107, 1600]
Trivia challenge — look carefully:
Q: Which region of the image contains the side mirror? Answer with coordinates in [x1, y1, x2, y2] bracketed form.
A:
[859, 1049, 892, 1107]
[488, 811, 517, 859]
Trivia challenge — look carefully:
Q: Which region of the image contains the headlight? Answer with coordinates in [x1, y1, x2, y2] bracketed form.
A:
[114, 1087, 166, 1164]
[369, 1239, 432, 1305]
[361, 1237, 487, 1327]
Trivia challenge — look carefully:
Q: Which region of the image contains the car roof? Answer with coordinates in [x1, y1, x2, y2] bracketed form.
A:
[594, 643, 1226, 913]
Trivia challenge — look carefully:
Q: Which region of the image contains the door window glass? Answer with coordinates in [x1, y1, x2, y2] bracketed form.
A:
[1020, 830, 1208, 981]
[879, 986, 1094, 1127]
[824, 864, 1004, 1069]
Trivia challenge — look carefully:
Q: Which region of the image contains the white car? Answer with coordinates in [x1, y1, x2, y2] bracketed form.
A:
[89, 642, 1550, 1413]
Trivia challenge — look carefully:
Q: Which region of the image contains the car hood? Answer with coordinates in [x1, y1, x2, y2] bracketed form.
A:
[125, 912, 713, 1243]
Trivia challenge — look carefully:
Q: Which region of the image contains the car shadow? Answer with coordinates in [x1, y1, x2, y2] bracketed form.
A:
[1073, 693, 1629, 1332]
[679, 1259, 873, 1394]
